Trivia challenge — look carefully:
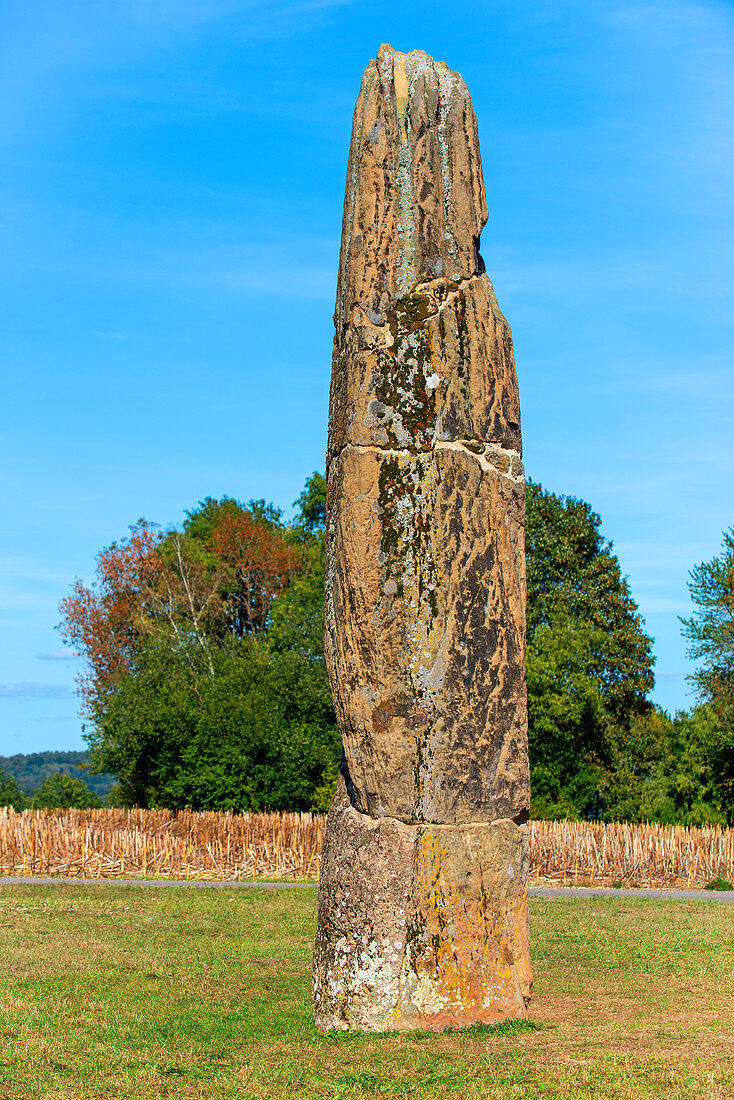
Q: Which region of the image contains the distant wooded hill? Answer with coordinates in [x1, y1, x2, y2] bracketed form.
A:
[0, 752, 115, 799]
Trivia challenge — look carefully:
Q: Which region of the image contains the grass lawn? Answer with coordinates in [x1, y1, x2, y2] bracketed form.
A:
[0, 886, 732, 1099]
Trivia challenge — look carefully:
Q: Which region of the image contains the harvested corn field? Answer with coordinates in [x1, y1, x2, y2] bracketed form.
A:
[529, 817, 734, 889]
[0, 808, 323, 882]
[0, 807, 732, 888]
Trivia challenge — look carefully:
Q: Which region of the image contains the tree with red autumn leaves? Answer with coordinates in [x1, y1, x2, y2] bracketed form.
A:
[212, 510, 302, 636]
[58, 482, 338, 811]
[60, 504, 302, 704]
[59, 520, 164, 711]
[59, 472, 729, 824]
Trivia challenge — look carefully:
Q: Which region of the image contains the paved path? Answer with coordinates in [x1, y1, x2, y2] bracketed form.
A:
[1, 877, 733, 901]
[528, 886, 734, 902]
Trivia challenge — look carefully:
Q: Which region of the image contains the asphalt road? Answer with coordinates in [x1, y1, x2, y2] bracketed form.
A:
[528, 885, 734, 902]
[0, 877, 733, 901]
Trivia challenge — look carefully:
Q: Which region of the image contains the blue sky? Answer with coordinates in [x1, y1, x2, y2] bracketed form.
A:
[1, 0, 733, 755]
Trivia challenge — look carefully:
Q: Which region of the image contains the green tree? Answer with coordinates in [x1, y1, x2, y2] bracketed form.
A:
[681, 528, 734, 715]
[526, 482, 654, 717]
[525, 482, 655, 818]
[61, 471, 661, 819]
[0, 752, 115, 800]
[87, 631, 338, 811]
[598, 705, 727, 826]
[63, 475, 338, 812]
[677, 530, 734, 821]
[0, 769, 26, 810]
[292, 471, 326, 537]
[31, 773, 102, 809]
[526, 617, 613, 819]
[669, 705, 732, 824]
[182, 495, 283, 544]
[269, 472, 327, 658]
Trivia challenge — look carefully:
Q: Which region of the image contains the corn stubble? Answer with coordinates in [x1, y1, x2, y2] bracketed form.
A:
[0, 807, 731, 888]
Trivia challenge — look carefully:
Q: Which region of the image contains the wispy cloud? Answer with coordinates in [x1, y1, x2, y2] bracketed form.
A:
[489, 245, 731, 308]
[146, 240, 338, 300]
[636, 595, 692, 614]
[606, 2, 734, 189]
[1, 0, 356, 78]
[3, 231, 340, 302]
[0, 0, 356, 143]
[122, 0, 355, 36]
[607, 3, 731, 39]
[0, 556, 72, 583]
[640, 365, 734, 397]
[0, 682, 74, 699]
[36, 650, 79, 661]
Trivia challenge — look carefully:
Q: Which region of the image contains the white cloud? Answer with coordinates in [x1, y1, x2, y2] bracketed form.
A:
[488, 245, 732, 312]
[36, 650, 79, 661]
[0, 683, 74, 699]
[607, 2, 731, 37]
[0, 556, 72, 583]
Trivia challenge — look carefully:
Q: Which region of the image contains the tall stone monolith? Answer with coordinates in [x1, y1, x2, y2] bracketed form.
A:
[313, 44, 532, 1031]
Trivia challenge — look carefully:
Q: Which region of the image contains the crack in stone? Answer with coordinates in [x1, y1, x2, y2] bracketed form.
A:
[435, 440, 524, 483]
[344, 800, 525, 831]
[350, 270, 486, 335]
[331, 439, 524, 483]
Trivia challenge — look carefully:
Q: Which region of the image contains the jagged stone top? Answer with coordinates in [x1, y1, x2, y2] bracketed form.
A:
[335, 44, 488, 342]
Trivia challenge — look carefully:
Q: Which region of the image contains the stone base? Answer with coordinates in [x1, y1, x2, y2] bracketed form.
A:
[313, 785, 532, 1031]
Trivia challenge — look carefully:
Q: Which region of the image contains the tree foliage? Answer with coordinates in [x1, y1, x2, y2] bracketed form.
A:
[676, 528, 734, 821]
[0, 752, 115, 800]
[526, 616, 612, 819]
[31, 773, 102, 810]
[681, 528, 734, 715]
[525, 482, 654, 715]
[0, 769, 26, 810]
[87, 636, 335, 810]
[211, 511, 301, 635]
[525, 482, 655, 819]
[59, 472, 726, 823]
[292, 471, 326, 537]
[59, 480, 337, 812]
[59, 520, 163, 710]
[0, 769, 104, 811]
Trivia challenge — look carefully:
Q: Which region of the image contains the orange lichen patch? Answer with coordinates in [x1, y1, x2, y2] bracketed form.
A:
[388, 823, 532, 1030]
[313, 796, 532, 1032]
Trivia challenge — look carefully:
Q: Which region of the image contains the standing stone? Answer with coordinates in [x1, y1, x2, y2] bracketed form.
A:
[313, 44, 532, 1031]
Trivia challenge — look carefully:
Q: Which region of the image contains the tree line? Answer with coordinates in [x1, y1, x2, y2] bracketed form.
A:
[0, 751, 114, 804]
[0, 768, 107, 810]
[2, 475, 731, 823]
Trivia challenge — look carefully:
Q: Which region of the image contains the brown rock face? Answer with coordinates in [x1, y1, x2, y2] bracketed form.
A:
[313, 779, 532, 1031]
[314, 44, 531, 1031]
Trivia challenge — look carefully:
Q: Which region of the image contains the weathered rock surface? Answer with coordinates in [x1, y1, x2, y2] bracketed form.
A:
[333, 47, 489, 346]
[313, 779, 532, 1031]
[314, 44, 531, 1030]
[326, 443, 527, 825]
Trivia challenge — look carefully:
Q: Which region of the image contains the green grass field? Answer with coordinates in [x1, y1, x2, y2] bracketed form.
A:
[0, 886, 732, 1099]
